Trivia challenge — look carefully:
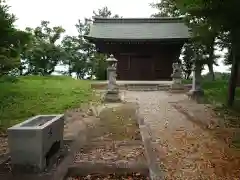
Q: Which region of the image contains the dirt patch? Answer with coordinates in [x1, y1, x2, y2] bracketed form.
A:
[74, 143, 145, 164]
[97, 103, 141, 141]
[66, 103, 147, 179]
[71, 103, 145, 165]
[0, 136, 8, 161]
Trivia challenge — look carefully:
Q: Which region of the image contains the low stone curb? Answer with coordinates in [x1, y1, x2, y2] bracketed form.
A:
[135, 107, 164, 180]
[66, 161, 149, 177]
[168, 88, 188, 94]
[81, 140, 143, 150]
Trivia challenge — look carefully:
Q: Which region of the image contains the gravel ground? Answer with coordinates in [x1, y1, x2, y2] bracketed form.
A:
[124, 91, 240, 180]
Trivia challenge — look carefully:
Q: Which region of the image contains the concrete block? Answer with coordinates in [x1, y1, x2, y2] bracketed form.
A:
[8, 114, 64, 171]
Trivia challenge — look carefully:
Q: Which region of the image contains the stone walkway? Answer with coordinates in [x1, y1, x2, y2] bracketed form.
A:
[125, 91, 240, 180]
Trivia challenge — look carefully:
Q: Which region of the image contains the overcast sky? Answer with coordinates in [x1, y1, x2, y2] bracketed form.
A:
[8, 0, 158, 36]
[8, 0, 230, 73]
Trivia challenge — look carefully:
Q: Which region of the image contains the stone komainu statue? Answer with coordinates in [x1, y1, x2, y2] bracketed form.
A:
[171, 62, 182, 78]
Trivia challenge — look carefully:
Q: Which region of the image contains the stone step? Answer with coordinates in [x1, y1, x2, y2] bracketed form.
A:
[91, 82, 179, 91]
[125, 84, 170, 91]
[91, 83, 192, 92]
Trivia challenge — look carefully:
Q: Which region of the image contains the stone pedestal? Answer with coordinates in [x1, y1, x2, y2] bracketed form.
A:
[104, 90, 121, 102]
[171, 76, 184, 90]
[103, 55, 121, 103]
[187, 64, 204, 102]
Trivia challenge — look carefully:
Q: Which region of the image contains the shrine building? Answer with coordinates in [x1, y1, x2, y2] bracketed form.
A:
[85, 17, 190, 81]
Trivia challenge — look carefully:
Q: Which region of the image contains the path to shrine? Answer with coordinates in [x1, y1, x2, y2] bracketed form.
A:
[125, 91, 240, 180]
[1, 90, 240, 180]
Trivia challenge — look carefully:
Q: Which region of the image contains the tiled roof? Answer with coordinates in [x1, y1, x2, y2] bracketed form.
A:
[86, 17, 190, 40]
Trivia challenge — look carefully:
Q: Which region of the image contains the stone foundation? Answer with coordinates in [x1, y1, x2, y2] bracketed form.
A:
[103, 91, 122, 103]
[187, 89, 205, 103]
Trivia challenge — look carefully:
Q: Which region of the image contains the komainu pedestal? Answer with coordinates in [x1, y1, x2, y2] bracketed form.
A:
[187, 64, 204, 103]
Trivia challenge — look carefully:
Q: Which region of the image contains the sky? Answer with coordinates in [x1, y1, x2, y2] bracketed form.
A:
[8, 0, 230, 74]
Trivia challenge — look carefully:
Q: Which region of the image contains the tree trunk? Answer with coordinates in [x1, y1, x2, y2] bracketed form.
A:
[68, 61, 72, 76]
[195, 62, 203, 90]
[47, 69, 55, 75]
[227, 30, 239, 107]
[207, 37, 215, 81]
[207, 63, 215, 81]
[227, 54, 238, 107]
[187, 70, 192, 80]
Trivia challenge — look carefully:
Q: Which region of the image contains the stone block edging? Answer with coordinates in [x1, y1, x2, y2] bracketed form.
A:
[135, 106, 164, 180]
[66, 161, 149, 178]
[171, 103, 215, 130]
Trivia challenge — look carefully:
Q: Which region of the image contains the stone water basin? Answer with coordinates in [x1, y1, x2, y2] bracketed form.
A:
[7, 114, 64, 171]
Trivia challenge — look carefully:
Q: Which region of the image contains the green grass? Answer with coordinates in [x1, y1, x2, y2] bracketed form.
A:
[0, 76, 93, 130]
[183, 79, 240, 105]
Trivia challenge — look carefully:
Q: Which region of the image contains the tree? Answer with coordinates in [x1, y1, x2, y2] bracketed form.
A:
[150, 0, 182, 17]
[151, 0, 218, 81]
[93, 6, 112, 18]
[75, 18, 96, 79]
[62, 35, 88, 79]
[175, 0, 240, 106]
[218, 32, 232, 66]
[62, 35, 78, 76]
[181, 43, 194, 79]
[61, 7, 120, 80]
[189, 19, 219, 81]
[91, 7, 120, 79]
[0, 0, 31, 76]
[23, 21, 65, 75]
[69, 7, 120, 80]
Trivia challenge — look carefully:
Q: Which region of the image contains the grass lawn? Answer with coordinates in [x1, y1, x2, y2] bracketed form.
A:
[183, 79, 240, 105]
[0, 76, 93, 131]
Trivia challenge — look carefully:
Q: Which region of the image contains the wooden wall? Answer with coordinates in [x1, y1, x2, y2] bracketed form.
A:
[95, 41, 184, 80]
